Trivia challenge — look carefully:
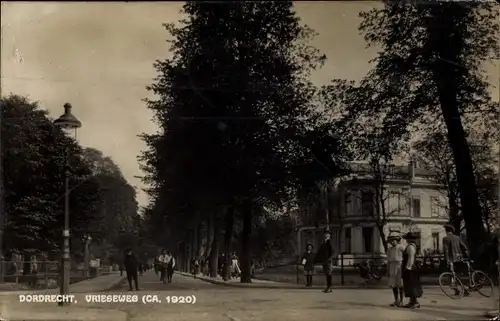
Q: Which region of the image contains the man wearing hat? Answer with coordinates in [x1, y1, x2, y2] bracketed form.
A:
[402, 232, 422, 308]
[123, 248, 140, 291]
[443, 223, 469, 268]
[301, 243, 315, 287]
[314, 229, 334, 293]
[443, 223, 470, 294]
[387, 234, 404, 306]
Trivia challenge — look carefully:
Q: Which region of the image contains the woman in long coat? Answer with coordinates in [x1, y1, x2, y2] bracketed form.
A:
[302, 243, 315, 287]
[402, 232, 422, 309]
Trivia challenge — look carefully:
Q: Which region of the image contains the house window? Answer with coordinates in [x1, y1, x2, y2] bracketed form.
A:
[412, 197, 421, 217]
[361, 190, 374, 216]
[344, 228, 352, 253]
[432, 233, 440, 251]
[431, 197, 440, 217]
[362, 227, 373, 253]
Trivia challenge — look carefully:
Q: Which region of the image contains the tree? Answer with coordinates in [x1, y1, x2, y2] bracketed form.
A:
[1, 95, 101, 254]
[414, 129, 499, 234]
[81, 148, 140, 262]
[322, 1, 499, 253]
[139, 1, 344, 283]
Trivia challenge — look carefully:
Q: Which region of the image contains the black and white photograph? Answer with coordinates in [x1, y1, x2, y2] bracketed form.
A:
[0, 1, 499, 320]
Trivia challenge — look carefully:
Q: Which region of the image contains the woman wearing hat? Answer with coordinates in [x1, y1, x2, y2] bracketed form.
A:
[402, 232, 422, 309]
[302, 243, 315, 287]
[387, 234, 404, 306]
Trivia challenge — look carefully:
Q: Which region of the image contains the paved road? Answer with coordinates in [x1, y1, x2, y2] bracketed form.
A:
[2, 271, 497, 320]
[98, 271, 498, 320]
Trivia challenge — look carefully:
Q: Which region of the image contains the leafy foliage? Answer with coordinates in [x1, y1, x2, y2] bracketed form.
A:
[139, 2, 345, 281]
[1, 95, 100, 252]
[321, 1, 499, 250]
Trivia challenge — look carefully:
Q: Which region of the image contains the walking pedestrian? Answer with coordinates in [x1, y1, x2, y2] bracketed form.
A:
[402, 232, 422, 309]
[191, 257, 200, 278]
[166, 251, 175, 283]
[124, 248, 139, 291]
[158, 249, 169, 284]
[387, 235, 404, 306]
[230, 253, 241, 279]
[302, 243, 315, 287]
[315, 229, 334, 293]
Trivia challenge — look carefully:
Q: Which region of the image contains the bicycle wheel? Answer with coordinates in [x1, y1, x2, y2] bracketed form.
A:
[439, 272, 465, 299]
[472, 270, 494, 297]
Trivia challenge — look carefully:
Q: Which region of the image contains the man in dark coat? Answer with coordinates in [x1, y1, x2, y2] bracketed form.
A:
[124, 248, 139, 291]
[315, 229, 334, 293]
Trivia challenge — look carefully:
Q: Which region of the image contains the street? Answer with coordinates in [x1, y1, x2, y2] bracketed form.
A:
[69, 271, 500, 320]
[0, 270, 497, 320]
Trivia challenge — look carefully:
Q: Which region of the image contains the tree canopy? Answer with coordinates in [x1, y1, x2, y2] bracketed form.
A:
[1, 95, 140, 261]
[140, 1, 345, 282]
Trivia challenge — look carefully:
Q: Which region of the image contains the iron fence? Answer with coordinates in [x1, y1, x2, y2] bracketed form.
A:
[0, 260, 110, 289]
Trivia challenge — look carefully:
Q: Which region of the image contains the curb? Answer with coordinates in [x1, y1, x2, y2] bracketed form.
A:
[178, 272, 442, 290]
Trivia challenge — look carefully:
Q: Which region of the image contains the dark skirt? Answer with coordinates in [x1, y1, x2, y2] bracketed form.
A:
[167, 267, 174, 276]
[402, 269, 422, 298]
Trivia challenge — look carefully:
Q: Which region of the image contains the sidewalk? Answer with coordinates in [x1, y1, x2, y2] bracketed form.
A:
[0, 271, 125, 295]
[179, 272, 440, 290]
[0, 272, 127, 320]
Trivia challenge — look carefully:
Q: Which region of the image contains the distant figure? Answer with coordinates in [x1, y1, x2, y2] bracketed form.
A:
[302, 243, 315, 287]
[230, 253, 241, 279]
[315, 229, 334, 293]
[166, 252, 175, 283]
[124, 249, 139, 291]
[218, 253, 225, 277]
[158, 249, 169, 284]
[387, 235, 404, 307]
[191, 257, 200, 278]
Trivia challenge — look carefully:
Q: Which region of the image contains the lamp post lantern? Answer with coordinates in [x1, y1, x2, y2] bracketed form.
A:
[53, 103, 81, 306]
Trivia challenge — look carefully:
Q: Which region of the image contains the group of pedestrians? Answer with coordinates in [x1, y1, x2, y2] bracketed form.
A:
[155, 249, 175, 284]
[300, 224, 475, 309]
[300, 229, 335, 293]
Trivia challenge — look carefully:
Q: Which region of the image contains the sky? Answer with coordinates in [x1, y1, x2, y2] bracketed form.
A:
[1, 2, 498, 207]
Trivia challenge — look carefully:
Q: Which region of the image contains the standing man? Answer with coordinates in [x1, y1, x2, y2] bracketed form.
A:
[443, 223, 469, 295]
[315, 229, 334, 293]
[123, 248, 139, 291]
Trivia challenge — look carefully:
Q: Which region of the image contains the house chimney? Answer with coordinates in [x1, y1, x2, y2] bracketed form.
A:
[408, 154, 416, 183]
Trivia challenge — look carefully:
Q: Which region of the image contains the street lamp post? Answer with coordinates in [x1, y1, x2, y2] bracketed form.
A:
[83, 235, 92, 278]
[53, 103, 82, 307]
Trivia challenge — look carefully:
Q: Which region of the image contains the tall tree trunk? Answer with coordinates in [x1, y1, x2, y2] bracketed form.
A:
[223, 206, 234, 281]
[208, 213, 219, 278]
[448, 194, 461, 235]
[206, 212, 214, 259]
[196, 222, 203, 257]
[377, 225, 388, 253]
[240, 199, 253, 283]
[429, 9, 485, 255]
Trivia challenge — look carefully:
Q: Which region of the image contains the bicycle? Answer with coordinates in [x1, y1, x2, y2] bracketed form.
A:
[439, 260, 494, 299]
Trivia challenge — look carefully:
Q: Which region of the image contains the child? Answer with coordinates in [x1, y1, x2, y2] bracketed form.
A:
[387, 235, 404, 306]
[302, 243, 315, 286]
